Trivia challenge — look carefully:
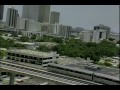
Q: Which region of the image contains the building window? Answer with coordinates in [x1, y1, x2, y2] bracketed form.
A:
[11, 53, 15, 56]
[21, 55, 24, 58]
[48, 57, 52, 59]
[39, 58, 42, 60]
[21, 59, 24, 62]
[16, 54, 20, 57]
[34, 57, 37, 60]
[8, 53, 11, 55]
[25, 55, 28, 58]
[7, 57, 10, 59]
[99, 32, 102, 38]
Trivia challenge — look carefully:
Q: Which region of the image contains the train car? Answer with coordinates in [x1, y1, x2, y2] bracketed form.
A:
[47, 63, 93, 81]
[93, 72, 120, 85]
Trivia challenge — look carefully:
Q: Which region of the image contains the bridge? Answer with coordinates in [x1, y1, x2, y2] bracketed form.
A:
[0, 60, 102, 85]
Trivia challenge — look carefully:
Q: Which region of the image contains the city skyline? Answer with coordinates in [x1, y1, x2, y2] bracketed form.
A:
[3, 5, 119, 33]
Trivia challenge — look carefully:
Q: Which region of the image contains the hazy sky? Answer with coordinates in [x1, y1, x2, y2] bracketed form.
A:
[3, 5, 119, 33]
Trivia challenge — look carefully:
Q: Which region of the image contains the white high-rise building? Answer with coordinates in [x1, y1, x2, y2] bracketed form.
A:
[50, 11, 60, 24]
[94, 24, 111, 39]
[79, 31, 93, 42]
[6, 7, 19, 27]
[22, 5, 39, 22]
[53, 24, 72, 37]
[0, 5, 4, 21]
[22, 5, 50, 23]
[92, 29, 107, 43]
[77, 29, 107, 43]
[38, 5, 50, 23]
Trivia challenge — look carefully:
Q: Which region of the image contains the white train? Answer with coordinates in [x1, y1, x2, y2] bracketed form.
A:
[47, 63, 120, 85]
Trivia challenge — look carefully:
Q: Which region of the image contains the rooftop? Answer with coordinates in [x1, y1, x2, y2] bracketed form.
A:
[7, 49, 56, 58]
[35, 42, 58, 46]
[15, 41, 35, 46]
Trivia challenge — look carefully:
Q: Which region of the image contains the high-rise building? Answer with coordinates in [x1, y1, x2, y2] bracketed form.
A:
[53, 24, 72, 37]
[50, 11, 60, 24]
[22, 5, 50, 23]
[0, 5, 4, 21]
[38, 5, 50, 23]
[94, 24, 111, 39]
[92, 29, 107, 43]
[6, 7, 18, 27]
[22, 5, 39, 22]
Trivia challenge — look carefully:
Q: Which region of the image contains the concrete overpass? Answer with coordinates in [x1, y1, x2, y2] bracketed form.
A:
[0, 61, 102, 85]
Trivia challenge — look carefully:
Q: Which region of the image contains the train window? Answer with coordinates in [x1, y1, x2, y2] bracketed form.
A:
[68, 69, 74, 72]
[75, 70, 82, 74]
[104, 77, 118, 82]
[94, 75, 119, 83]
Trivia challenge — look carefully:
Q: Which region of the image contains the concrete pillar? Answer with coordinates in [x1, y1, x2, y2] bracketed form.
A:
[9, 73, 15, 85]
[0, 72, 2, 82]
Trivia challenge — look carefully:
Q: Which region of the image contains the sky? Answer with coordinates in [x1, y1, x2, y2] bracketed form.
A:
[3, 5, 119, 33]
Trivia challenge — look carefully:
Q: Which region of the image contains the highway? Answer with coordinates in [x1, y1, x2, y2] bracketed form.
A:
[0, 60, 102, 85]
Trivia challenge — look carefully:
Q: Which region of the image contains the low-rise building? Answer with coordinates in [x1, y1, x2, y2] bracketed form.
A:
[0, 27, 16, 34]
[15, 41, 36, 50]
[6, 49, 59, 67]
[22, 31, 43, 37]
[53, 24, 72, 37]
[109, 32, 119, 42]
[76, 29, 107, 43]
[35, 42, 58, 48]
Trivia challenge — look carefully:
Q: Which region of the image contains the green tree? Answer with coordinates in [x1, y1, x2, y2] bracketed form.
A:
[0, 36, 14, 48]
[37, 45, 50, 52]
[116, 40, 120, 44]
[104, 61, 112, 67]
[108, 38, 115, 41]
[0, 50, 6, 59]
[52, 38, 118, 63]
[18, 31, 22, 35]
[12, 43, 26, 49]
[19, 36, 30, 42]
[31, 34, 37, 41]
[52, 37, 63, 43]
[11, 32, 18, 37]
